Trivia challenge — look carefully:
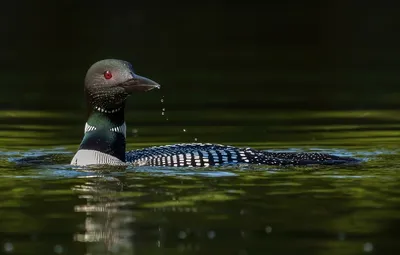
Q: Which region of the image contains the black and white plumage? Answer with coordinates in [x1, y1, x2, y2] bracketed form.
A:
[126, 143, 358, 167]
[71, 59, 360, 167]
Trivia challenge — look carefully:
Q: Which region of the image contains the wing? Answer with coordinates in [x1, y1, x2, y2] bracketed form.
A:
[126, 143, 359, 167]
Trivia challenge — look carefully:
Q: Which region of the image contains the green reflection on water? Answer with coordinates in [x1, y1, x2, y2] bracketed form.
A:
[1, 109, 400, 150]
[143, 192, 238, 208]
[0, 109, 400, 255]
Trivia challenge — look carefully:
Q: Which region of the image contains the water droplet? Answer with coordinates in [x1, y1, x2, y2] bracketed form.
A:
[162, 108, 165, 111]
[265, 226, 272, 234]
[4, 242, 13, 253]
[194, 138, 198, 142]
[160, 99, 164, 103]
[161, 112, 165, 116]
[207, 230, 216, 239]
[157, 240, 161, 247]
[183, 129, 186, 132]
[178, 231, 187, 239]
[363, 242, 373, 252]
[54, 245, 63, 254]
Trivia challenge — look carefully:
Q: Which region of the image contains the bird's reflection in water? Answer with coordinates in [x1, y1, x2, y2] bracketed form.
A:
[68, 172, 248, 254]
[72, 175, 138, 255]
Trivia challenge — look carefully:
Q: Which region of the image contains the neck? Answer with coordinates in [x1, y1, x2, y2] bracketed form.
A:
[86, 106, 125, 131]
[72, 106, 127, 165]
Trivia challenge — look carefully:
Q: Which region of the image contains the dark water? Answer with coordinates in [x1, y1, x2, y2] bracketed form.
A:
[1, 108, 400, 255]
[2, 1, 400, 254]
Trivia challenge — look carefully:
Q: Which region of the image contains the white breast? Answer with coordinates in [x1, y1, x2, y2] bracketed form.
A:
[70, 149, 127, 166]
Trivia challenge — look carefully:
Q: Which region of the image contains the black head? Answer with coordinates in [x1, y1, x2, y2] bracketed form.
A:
[84, 59, 160, 112]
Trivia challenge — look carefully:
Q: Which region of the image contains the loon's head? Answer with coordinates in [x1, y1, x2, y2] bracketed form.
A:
[84, 59, 160, 113]
[70, 59, 160, 166]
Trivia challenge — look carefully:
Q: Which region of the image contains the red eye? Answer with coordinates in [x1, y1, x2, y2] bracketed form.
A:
[104, 70, 112, 79]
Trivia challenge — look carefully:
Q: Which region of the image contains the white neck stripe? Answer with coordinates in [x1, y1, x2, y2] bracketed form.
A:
[84, 122, 127, 137]
[94, 106, 122, 114]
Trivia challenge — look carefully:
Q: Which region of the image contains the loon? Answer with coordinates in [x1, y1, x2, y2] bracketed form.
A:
[71, 59, 359, 167]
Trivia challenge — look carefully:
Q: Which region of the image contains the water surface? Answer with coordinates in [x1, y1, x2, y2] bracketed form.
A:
[1, 109, 400, 255]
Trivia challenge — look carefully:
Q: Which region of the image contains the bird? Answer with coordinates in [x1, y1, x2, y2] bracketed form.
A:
[70, 59, 360, 167]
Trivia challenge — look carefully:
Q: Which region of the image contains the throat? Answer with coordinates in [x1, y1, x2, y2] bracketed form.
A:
[71, 109, 127, 165]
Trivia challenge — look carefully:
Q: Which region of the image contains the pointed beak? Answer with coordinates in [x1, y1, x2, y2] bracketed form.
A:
[118, 74, 161, 93]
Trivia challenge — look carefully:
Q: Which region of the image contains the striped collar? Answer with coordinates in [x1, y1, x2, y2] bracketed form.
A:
[84, 122, 127, 137]
[93, 106, 122, 114]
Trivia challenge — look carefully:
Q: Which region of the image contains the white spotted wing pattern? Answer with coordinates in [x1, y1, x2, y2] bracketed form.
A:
[126, 143, 359, 167]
